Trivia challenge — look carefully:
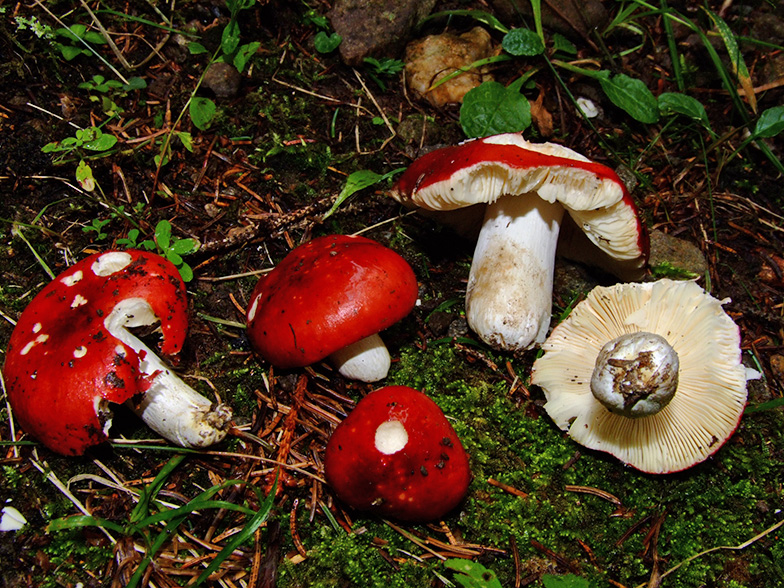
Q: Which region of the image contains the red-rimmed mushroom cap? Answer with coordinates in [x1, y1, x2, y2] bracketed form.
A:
[392, 133, 648, 277]
[4, 250, 189, 455]
[324, 386, 471, 522]
[246, 234, 418, 370]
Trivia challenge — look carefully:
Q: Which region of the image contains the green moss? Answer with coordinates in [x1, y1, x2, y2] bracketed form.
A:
[35, 529, 112, 588]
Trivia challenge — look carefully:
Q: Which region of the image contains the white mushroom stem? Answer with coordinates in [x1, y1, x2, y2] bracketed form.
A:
[105, 299, 232, 448]
[329, 333, 391, 383]
[590, 331, 680, 418]
[465, 194, 565, 351]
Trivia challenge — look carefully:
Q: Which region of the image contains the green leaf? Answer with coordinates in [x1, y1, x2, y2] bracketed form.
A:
[552, 33, 577, 55]
[444, 559, 502, 588]
[82, 132, 118, 152]
[188, 42, 208, 55]
[221, 20, 241, 55]
[234, 41, 261, 72]
[658, 92, 710, 127]
[501, 28, 544, 57]
[166, 251, 183, 266]
[541, 574, 592, 588]
[322, 169, 382, 220]
[753, 105, 784, 138]
[190, 97, 217, 130]
[76, 160, 95, 191]
[124, 77, 147, 91]
[171, 238, 199, 255]
[599, 73, 659, 124]
[314, 31, 342, 53]
[705, 8, 756, 113]
[176, 131, 194, 152]
[55, 43, 87, 61]
[178, 263, 194, 283]
[154, 220, 172, 251]
[460, 80, 532, 138]
[47, 515, 126, 535]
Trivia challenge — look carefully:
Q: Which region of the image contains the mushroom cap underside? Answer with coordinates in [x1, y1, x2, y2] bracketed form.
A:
[3, 250, 188, 455]
[390, 133, 648, 273]
[531, 279, 748, 474]
[246, 234, 418, 369]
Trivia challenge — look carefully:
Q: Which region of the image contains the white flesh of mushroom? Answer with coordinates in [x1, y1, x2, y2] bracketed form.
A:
[465, 195, 564, 350]
[329, 332, 391, 383]
[374, 420, 408, 454]
[104, 298, 232, 448]
[590, 331, 680, 418]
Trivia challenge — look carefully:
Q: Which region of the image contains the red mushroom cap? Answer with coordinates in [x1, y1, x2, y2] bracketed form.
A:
[3, 250, 188, 455]
[246, 234, 418, 369]
[324, 385, 471, 522]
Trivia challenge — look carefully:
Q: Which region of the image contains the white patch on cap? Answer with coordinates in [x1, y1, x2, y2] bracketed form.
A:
[374, 420, 409, 455]
[73, 346, 87, 358]
[71, 294, 88, 308]
[0, 506, 27, 532]
[92, 251, 133, 276]
[115, 345, 126, 357]
[247, 294, 261, 323]
[94, 397, 113, 436]
[20, 334, 49, 356]
[61, 270, 84, 287]
[32, 323, 42, 333]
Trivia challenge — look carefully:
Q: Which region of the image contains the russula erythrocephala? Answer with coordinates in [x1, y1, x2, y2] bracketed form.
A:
[3, 250, 232, 456]
[246, 234, 418, 382]
[531, 279, 752, 474]
[324, 386, 471, 522]
[390, 133, 648, 351]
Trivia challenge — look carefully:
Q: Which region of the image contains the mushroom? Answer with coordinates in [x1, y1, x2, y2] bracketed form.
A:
[324, 385, 471, 522]
[390, 133, 648, 351]
[531, 279, 751, 474]
[246, 234, 418, 382]
[3, 250, 232, 456]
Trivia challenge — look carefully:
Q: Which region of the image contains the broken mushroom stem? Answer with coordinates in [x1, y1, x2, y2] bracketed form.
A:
[590, 331, 680, 419]
[105, 298, 232, 448]
[328, 332, 391, 383]
[466, 194, 564, 350]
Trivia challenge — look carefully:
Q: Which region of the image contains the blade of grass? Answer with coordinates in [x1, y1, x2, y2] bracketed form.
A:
[704, 8, 757, 113]
[192, 477, 278, 586]
[129, 453, 187, 525]
[660, 0, 685, 91]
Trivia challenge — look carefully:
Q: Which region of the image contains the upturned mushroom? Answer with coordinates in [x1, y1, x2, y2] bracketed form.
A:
[324, 385, 471, 522]
[246, 234, 418, 382]
[390, 133, 648, 351]
[3, 250, 232, 456]
[531, 279, 751, 474]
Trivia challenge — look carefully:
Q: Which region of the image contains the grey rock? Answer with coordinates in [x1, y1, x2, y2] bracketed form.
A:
[329, 0, 437, 66]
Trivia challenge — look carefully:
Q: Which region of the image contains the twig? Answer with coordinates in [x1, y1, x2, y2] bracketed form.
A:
[78, 0, 132, 70]
[0, 367, 19, 459]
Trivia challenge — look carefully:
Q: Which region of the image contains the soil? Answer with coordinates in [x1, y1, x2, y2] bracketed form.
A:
[0, 1, 783, 588]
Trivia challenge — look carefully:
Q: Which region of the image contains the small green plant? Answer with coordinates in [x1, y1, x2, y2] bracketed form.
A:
[78, 75, 147, 116]
[117, 220, 199, 282]
[363, 57, 405, 91]
[52, 23, 106, 61]
[82, 218, 111, 241]
[41, 125, 118, 163]
[322, 168, 405, 220]
[541, 574, 592, 588]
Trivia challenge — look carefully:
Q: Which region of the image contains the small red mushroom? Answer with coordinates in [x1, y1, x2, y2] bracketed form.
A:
[324, 386, 471, 522]
[246, 235, 418, 382]
[3, 250, 232, 456]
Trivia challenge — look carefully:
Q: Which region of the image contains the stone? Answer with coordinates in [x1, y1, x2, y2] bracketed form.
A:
[329, 0, 437, 66]
[405, 27, 498, 107]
